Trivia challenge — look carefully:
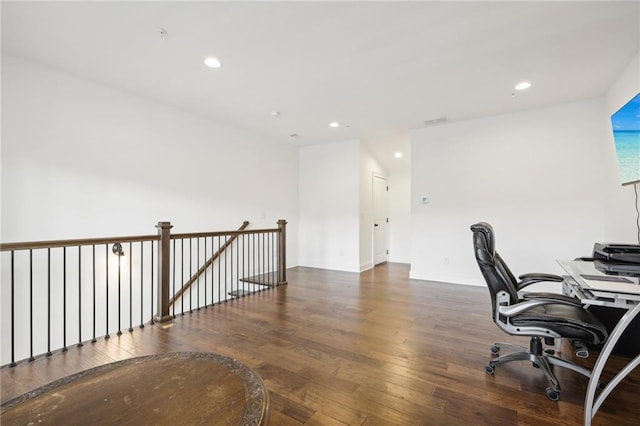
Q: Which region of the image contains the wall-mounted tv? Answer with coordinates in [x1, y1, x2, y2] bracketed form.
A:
[611, 92, 640, 186]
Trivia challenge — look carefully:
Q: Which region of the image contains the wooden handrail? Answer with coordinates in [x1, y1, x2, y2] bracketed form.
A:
[169, 221, 250, 307]
[0, 235, 160, 251]
[170, 227, 277, 240]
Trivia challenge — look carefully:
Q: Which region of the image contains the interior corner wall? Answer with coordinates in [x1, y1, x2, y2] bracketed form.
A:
[298, 140, 360, 272]
[389, 169, 411, 264]
[1, 54, 299, 266]
[410, 98, 615, 289]
[359, 147, 386, 272]
[603, 52, 640, 241]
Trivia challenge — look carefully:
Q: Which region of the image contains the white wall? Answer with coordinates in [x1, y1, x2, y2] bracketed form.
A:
[389, 169, 411, 264]
[359, 148, 386, 271]
[298, 140, 360, 272]
[1, 55, 299, 262]
[603, 53, 640, 242]
[410, 98, 616, 288]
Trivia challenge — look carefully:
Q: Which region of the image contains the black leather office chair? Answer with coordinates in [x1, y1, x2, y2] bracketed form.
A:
[470, 222, 608, 400]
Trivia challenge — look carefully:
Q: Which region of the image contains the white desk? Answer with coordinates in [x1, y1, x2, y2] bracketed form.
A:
[558, 260, 640, 426]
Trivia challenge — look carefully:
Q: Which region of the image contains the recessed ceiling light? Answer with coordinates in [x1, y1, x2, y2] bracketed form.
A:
[329, 121, 340, 128]
[394, 152, 403, 159]
[271, 111, 281, 117]
[515, 81, 532, 91]
[204, 57, 222, 69]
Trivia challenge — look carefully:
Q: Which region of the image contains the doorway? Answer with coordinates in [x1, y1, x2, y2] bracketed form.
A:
[373, 174, 389, 265]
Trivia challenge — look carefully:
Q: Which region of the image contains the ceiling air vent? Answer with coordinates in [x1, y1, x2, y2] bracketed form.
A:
[423, 116, 448, 127]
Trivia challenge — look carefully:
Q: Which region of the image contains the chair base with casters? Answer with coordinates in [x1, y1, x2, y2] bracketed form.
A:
[485, 337, 598, 401]
[470, 222, 608, 401]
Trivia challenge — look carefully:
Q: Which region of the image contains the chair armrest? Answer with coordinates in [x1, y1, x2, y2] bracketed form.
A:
[519, 273, 563, 282]
[498, 293, 584, 317]
[498, 299, 550, 316]
[516, 273, 563, 291]
[521, 292, 582, 307]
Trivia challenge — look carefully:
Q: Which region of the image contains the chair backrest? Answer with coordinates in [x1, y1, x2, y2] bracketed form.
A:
[470, 222, 519, 313]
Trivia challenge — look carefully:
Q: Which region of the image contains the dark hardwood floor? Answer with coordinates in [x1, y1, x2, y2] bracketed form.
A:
[2, 263, 638, 425]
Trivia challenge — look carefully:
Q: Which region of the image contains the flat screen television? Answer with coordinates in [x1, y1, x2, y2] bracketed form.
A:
[611, 92, 640, 186]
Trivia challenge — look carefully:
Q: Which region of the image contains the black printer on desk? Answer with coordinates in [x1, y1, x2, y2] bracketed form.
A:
[592, 243, 640, 275]
[589, 243, 640, 358]
[593, 243, 640, 264]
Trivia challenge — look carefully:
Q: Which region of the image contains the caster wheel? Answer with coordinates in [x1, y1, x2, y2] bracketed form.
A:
[532, 362, 540, 369]
[485, 364, 495, 375]
[598, 381, 606, 390]
[490, 345, 500, 355]
[545, 387, 560, 401]
[576, 348, 589, 359]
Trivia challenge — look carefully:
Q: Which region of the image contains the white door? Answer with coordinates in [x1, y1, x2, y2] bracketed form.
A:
[373, 175, 389, 265]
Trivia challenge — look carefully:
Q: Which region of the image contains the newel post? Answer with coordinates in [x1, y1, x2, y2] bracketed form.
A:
[277, 219, 287, 285]
[155, 221, 173, 323]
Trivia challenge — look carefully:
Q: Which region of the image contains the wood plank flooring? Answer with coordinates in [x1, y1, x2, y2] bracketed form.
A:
[2, 263, 639, 425]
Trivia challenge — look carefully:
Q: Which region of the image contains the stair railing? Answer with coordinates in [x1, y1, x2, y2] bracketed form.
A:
[167, 220, 287, 317]
[168, 221, 249, 307]
[0, 220, 287, 367]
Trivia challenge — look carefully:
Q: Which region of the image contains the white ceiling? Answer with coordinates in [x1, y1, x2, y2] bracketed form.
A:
[2, 1, 639, 172]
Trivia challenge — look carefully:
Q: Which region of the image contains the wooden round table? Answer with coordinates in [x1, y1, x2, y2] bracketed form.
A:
[1, 352, 269, 425]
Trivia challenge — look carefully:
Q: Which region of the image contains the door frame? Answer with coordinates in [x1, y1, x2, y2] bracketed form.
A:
[372, 173, 389, 266]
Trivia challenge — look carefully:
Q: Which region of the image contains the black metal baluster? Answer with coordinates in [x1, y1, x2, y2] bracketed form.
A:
[105, 244, 110, 338]
[10, 251, 16, 367]
[236, 235, 239, 296]
[117, 244, 122, 336]
[204, 236, 208, 308]
[48, 248, 54, 354]
[189, 238, 193, 314]
[172, 239, 176, 318]
[129, 242, 133, 332]
[253, 233, 256, 294]
[218, 236, 221, 303]
[140, 243, 144, 328]
[181, 239, 184, 315]
[270, 232, 274, 286]
[196, 237, 200, 310]
[224, 236, 227, 300]
[211, 236, 215, 305]
[254, 233, 258, 293]
[251, 233, 254, 291]
[267, 232, 271, 287]
[230, 234, 234, 296]
[92, 245, 97, 342]
[62, 247, 68, 350]
[77, 246, 83, 347]
[150, 242, 155, 324]
[242, 234, 246, 294]
[277, 229, 281, 286]
[29, 249, 34, 361]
